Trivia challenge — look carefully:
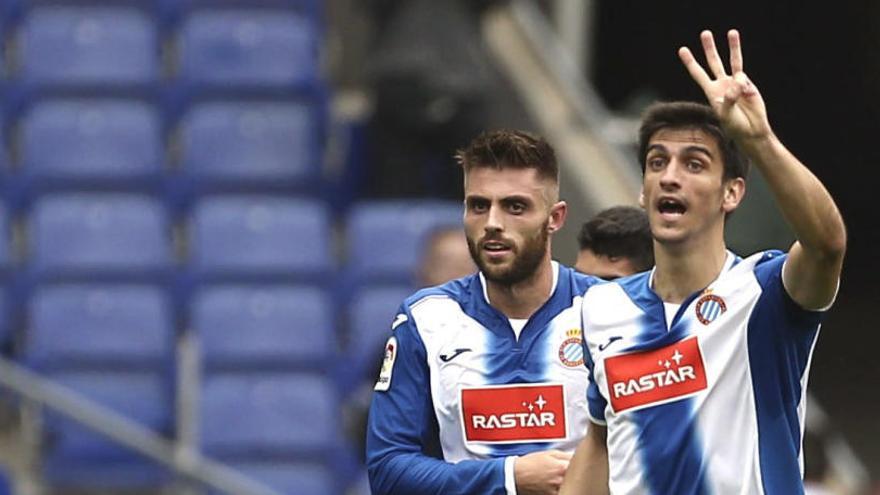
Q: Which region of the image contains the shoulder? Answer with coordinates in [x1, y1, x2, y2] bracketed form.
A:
[561, 264, 605, 294]
[731, 250, 787, 288]
[584, 269, 651, 302]
[403, 274, 475, 309]
[398, 274, 479, 331]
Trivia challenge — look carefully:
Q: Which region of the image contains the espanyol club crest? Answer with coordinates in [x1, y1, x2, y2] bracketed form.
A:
[558, 329, 584, 367]
[695, 291, 727, 325]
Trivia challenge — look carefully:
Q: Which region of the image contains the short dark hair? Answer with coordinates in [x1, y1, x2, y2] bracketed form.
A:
[578, 206, 653, 272]
[638, 101, 750, 182]
[455, 129, 558, 183]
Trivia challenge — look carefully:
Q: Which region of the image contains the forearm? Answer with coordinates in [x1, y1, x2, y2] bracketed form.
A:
[560, 428, 608, 495]
[739, 133, 846, 257]
[368, 452, 509, 495]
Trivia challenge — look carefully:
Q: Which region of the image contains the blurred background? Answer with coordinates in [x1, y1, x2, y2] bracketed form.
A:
[0, 0, 871, 494]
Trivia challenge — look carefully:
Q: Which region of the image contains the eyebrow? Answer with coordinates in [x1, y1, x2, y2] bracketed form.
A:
[647, 143, 714, 159]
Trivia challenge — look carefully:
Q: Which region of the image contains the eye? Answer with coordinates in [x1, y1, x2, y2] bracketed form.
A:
[686, 160, 705, 172]
[467, 199, 489, 213]
[507, 201, 527, 214]
[646, 156, 666, 171]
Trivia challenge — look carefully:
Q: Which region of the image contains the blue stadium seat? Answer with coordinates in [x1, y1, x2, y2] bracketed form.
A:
[28, 194, 172, 282]
[41, 370, 172, 488]
[344, 285, 412, 390]
[192, 285, 333, 370]
[199, 372, 340, 458]
[178, 100, 321, 193]
[19, 98, 163, 194]
[17, 6, 159, 90]
[346, 200, 463, 285]
[25, 284, 173, 369]
[177, 9, 319, 91]
[188, 196, 332, 282]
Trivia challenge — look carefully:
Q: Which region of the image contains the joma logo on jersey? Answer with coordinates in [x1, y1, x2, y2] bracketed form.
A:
[460, 383, 566, 443]
[604, 336, 707, 413]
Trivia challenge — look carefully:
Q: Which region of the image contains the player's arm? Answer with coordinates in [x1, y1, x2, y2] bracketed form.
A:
[366, 315, 508, 495]
[679, 29, 845, 310]
[559, 424, 608, 495]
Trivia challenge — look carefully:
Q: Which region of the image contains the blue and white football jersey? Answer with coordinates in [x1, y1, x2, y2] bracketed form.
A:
[367, 262, 600, 495]
[581, 250, 826, 495]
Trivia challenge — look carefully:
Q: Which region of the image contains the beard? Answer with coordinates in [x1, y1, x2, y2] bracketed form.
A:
[467, 221, 549, 286]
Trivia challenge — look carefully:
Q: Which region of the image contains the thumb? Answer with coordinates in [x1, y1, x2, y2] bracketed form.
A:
[735, 71, 759, 98]
[548, 450, 574, 461]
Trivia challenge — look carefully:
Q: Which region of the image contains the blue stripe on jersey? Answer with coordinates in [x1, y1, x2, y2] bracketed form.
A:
[617, 270, 711, 494]
[748, 252, 822, 494]
[633, 399, 710, 495]
[471, 265, 599, 455]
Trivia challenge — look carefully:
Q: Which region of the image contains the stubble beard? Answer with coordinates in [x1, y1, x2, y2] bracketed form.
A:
[467, 221, 549, 287]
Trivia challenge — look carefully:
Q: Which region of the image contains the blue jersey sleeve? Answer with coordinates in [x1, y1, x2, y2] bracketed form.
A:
[748, 251, 824, 494]
[365, 308, 508, 495]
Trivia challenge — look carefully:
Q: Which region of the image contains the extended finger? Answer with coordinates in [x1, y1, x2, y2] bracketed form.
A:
[700, 30, 727, 78]
[678, 46, 712, 88]
[728, 29, 743, 74]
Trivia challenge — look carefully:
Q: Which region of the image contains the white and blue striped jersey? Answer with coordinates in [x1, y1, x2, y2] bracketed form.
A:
[367, 262, 600, 495]
[581, 250, 826, 495]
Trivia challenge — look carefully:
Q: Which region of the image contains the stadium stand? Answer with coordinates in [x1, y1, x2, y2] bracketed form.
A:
[23, 284, 175, 489]
[16, 5, 159, 91]
[344, 200, 463, 287]
[17, 98, 164, 198]
[177, 99, 322, 194]
[191, 284, 334, 370]
[186, 195, 333, 284]
[26, 193, 173, 283]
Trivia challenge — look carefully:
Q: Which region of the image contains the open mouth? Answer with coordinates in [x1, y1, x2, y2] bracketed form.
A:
[657, 197, 687, 216]
[481, 239, 512, 258]
[482, 240, 511, 252]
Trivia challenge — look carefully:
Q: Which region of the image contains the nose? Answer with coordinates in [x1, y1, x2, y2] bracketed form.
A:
[659, 159, 683, 189]
[484, 204, 503, 233]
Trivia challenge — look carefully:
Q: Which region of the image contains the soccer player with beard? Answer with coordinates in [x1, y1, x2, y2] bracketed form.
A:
[560, 30, 846, 494]
[366, 130, 602, 495]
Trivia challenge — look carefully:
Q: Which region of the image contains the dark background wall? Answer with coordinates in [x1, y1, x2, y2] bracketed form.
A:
[592, 0, 880, 477]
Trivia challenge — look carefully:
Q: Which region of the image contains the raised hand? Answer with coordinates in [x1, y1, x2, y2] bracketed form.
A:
[678, 29, 772, 143]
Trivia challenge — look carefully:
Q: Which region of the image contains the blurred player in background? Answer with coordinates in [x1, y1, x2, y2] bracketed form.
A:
[561, 29, 846, 494]
[417, 227, 477, 287]
[575, 206, 653, 279]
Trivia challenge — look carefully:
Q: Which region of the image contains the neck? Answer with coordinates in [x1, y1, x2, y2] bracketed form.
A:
[485, 257, 554, 319]
[652, 234, 728, 304]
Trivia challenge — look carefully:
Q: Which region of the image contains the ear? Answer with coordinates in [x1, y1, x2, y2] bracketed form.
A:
[638, 187, 646, 209]
[722, 177, 746, 213]
[548, 200, 567, 233]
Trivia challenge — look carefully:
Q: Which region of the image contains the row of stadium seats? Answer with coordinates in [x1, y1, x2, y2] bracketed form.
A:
[0, 195, 461, 286]
[0, 98, 325, 205]
[0, 1, 322, 95]
[21, 282, 402, 380]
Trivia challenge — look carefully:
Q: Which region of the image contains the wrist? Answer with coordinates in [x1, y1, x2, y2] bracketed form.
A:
[737, 130, 778, 154]
[505, 456, 519, 495]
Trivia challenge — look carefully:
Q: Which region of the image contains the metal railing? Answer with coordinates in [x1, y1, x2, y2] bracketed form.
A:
[0, 355, 282, 495]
